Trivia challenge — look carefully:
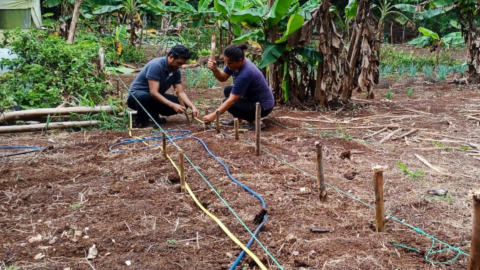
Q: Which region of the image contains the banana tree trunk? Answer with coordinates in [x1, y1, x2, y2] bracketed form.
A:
[314, 0, 347, 107]
[268, 0, 281, 102]
[466, 14, 480, 83]
[343, 0, 379, 101]
[377, 18, 384, 41]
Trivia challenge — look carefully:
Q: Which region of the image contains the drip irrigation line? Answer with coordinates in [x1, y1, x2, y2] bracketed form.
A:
[222, 131, 469, 265]
[109, 130, 277, 269]
[0, 145, 44, 158]
[105, 57, 283, 269]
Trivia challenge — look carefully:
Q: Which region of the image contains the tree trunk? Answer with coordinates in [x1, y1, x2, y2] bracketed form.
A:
[313, 0, 347, 107]
[465, 14, 480, 83]
[377, 18, 384, 41]
[343, 0, 380, 101]
[268, 0, 281, 102]
[67, 0, 82, 44]
[218, 23, 223, 54]
[228, 22, 232, 45]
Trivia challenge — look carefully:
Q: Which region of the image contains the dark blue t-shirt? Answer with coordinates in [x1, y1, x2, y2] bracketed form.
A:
[223, 59, 274, 110]
[129, 57, 181, 95]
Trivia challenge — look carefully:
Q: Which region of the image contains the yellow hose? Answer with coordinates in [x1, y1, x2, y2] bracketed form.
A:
[127, 111, 267, 269]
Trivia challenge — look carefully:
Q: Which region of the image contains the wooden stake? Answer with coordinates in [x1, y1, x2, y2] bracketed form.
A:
[162, 133, 167, 158]
[315, 141, 327, 202]
[175, 91, 191, 125]
[215, 110, 220, 134]
[67, 0, 83, 44]
[468, 191, 480, 270]
[255, 102, 261, 156]
[234, 118, 239, 140]
[179, 150, 185, 192]
[373, 165, 387, 232]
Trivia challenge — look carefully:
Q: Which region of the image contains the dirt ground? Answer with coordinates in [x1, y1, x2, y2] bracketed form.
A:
[2, 50, 480, 270]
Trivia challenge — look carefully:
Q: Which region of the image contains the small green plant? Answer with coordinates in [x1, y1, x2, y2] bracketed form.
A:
[380, 65, 393, 78]
[432, 141, 449, 150]
[396, 161, 425, 179]
[437, 65, 449, 81]
[396, 65, 409, 76]
[72, 203, 82, 211]
[216, 188, 223, 194]
[321, 132, 332, 138]
[408, 63, 417, 77]
[120, 46, 147, 64]
[5, 265, 19, 270]
[406, 89, 414, 98]
[336, 125, 350, 139]
[457, 145, 471, 151]
[167, 239, 177, 245]
[197, 48, 211, 57]
[422, 65, 433, 78]
[67, 228, 74, 234]
[385, 91, 394, 99]
[186, 68, 216, 89]
[426, 194, 453, 203]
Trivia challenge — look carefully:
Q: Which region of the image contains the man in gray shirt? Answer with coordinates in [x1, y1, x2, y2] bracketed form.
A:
[127, 45, 199, 127]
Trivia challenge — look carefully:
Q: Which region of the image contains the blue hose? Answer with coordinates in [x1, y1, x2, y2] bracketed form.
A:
[0, 145, 44, 158]
[110, 130, 267, 269]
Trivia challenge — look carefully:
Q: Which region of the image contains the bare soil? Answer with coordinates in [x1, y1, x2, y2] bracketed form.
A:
[2, 53, 480, 270]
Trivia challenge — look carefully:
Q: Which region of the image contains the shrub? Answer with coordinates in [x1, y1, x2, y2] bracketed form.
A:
[0, 29, 110, 109]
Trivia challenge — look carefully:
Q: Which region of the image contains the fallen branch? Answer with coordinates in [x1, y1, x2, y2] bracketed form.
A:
[393, 129, 418, 140]
[0, 121, 101, 133]
[1, 106, 114, 122]
[379, 128, 402, 143]
[414, 154, 448, 173]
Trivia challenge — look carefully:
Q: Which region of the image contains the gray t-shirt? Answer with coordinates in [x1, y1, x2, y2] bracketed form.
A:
[223, 59, 274, 110]
[129, 57, 181, 95]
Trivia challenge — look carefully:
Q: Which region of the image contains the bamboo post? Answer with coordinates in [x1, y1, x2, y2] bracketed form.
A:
[255, 103, 261, 156]
[315, 141, 327, 202]
[0, 121, 100, 133]
[468, 191, 480, 270]
[175, 91, 191, 125]
[234, 118, 239, 140]
[373, 165, 387, 232]
[162, 133, 167, 158]
[67, 0, 83, 44]
[0, 106, 114, 122]
[215, 110, 220, 134]
[179, 150, 185, 192]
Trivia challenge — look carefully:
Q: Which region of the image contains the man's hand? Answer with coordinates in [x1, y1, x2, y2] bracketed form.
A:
[207, 59, 217, 71]
[202, 112, 216, 124]
[171, 103, 187, 114]
[191, 106, 200, 118]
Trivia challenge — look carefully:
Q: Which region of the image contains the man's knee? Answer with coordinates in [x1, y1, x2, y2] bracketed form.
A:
[224, 85, 233, 98]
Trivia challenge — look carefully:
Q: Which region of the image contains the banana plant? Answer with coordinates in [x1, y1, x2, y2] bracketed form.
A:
[408, 26, 465, 67]
[371, 0, 415, 41]
[409, 0, 478, 80]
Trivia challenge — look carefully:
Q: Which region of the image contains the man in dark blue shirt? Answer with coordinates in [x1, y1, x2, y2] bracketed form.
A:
[127, 45, 199, 127]
[203, 44, 274, 130]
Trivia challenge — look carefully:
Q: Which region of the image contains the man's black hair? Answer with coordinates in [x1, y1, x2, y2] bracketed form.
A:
[224, 43, 248, 62]
[168, 45, 191, 60]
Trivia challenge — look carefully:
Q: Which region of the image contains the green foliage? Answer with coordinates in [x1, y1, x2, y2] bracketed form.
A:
[380, 45, 460, 70]
[406, 88, 414, 98]
[197, 48, 212, 57]
[5, 266, 19, 270]
[437, 65, 449, 81]
[385, 91, 394, 99]
[167, 239, 177, 244]
[396, 161, 424, 179]
[423, 65, 433, 77]
[186, 68, 217, 89]
[72, 203, 83, 211]
[120, 46, 147, 64]
[408, 63, 417, 77]
[425, 194, 453, 203]
[380, 65, 393, 78]
[0, 29, 109, 109]
[432, 141, 449, 150]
